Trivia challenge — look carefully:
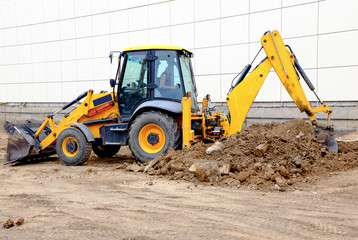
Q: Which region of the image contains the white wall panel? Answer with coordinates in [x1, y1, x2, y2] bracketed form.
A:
[0, 30, 5, 46]
[318, 31, 358, 68]
[250, 0, 281, 12]
[6, 69, 21, 91]
[31, 44, 46, 63]
[44, 22, 60, 42]
[170, 0, 194, 25]
[149, 27, 171, 44]
[282, 0, 315, 7]
[92, 35, 110, 58]
[194, 0, 220, 22]
[282, 2, 318, 38]
[29, 0, 44, 24]
[249, 9, 281, 42]
[18, 45, 32, 64]
[221, 0, 249, 17]
[195, 75, 221, 102]
[46, 62, 62, 82]
[59, 0, 75, 19]
[45, 42, 61, 62]
[15, 0, 30, 26]
[43, 0, 59, 22]
[128, 7, 148, 31]
[0, 83, 8, 102]
[319, 0, 358, 34]
[59, 19, 76, 40]
[76, 38, 93, 59]
[32, 83, 48, 102]
[77, 59, 93, 81]
[318, 67, 358, 101]
[128, 0, 148, 9]
[47, 82, 62, 102]
[171, 24, 195, 49]
[148, 2, 170, 28]
[92, 14, 110, 36]
[109, 10, 129, 34]
[254, 73, 281, 102]
[128, 30, 149, 46]
[2, 0, 17, 28]
[19, 83, 34, 102]
[77, 81, 94, 95]
[0, 0, 357, 103]
[4, 28, 17, 46]
[32, 63, 47, 83]
[93, 58, 110, 80]
[110, 33, 129, 51]
[7, 84, 20, 102]
[194, 47, 220, 75]
[18, 64, 33, 83]
[75, 0, 92, 17]
[93, 80, 110, 93]
[92, 0, 109, 14]
[75, 17, 92, 38]
[17, 26, 32, 45]
[61, 61, 77, 82]
[62, 82, 78, 101]
[0, 48, 5, 65]
[60, 40, 77, 61]
[221, 44, 249, 74]
[221, 15, 249, 46]
[109, 0, 128, 11]
[195, 20, 220, 48]
[30, 24, 45, 43]
[5, 46, 19, 65]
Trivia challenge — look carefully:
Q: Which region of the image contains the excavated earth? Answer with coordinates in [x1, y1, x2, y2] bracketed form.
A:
[124, 119, 358, 191]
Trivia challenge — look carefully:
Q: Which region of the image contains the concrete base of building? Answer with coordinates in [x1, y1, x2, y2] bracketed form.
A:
[0, 101, 357, 133]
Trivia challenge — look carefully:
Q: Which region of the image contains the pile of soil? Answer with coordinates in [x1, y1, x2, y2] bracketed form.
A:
[132, 119, 358, 191]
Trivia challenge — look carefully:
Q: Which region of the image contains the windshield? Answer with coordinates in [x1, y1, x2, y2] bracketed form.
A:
[179, 53, 198, 111]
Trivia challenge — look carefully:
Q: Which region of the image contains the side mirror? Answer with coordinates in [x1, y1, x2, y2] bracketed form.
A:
[110, 79, 116, 88]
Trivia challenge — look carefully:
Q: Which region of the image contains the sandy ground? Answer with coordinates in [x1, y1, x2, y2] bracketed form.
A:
[0, 128, 358, 239]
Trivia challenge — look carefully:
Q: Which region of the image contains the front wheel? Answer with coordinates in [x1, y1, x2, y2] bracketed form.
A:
[55, 127, 92, 166]
[128, 111, 180, 163]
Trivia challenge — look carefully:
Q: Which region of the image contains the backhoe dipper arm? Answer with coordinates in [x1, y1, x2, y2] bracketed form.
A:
[226, 30, 331, 136]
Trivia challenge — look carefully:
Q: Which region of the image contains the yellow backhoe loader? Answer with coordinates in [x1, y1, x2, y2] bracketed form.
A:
[3, 30, 337, 165]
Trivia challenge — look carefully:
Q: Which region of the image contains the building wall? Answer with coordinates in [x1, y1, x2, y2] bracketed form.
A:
[0, 0, 357, 104]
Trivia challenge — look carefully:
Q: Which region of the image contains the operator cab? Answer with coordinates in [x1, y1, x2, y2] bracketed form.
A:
[110, 45, 199, 121]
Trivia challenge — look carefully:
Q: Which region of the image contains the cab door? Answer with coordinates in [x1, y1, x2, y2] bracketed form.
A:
[118, 51, 149, 119]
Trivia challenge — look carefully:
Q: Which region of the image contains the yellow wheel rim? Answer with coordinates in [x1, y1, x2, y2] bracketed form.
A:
[62, 137, 79, 157]
[138, 124, 165, 154]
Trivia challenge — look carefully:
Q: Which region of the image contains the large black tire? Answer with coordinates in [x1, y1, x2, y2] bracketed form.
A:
[92, 139, 121, 158]
[55, 127, 92, 166]
[128, 111, 180, 163]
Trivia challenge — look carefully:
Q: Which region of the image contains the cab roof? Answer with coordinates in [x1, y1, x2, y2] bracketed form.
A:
[122, 45, 193, 54]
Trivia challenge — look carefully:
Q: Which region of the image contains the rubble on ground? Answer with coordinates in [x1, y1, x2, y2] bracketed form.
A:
[130, 119, 358, 191]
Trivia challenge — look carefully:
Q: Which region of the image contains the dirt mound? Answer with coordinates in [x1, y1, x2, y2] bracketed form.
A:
[137, 119, 358, 191]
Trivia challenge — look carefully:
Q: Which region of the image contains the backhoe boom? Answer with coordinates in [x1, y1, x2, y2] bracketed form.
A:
[227, 30, 332, 135]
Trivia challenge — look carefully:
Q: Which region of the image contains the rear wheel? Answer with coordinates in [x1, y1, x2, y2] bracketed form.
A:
[56, 127, 92, 166]
[92, 139, 121, 158]
[128, 111, 180, 163]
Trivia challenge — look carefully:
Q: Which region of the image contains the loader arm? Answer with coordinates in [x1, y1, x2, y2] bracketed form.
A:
[227, 30, 331, 136]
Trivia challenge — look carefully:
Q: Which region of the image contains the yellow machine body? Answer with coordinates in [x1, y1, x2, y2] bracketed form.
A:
[4, 31, 336, 165]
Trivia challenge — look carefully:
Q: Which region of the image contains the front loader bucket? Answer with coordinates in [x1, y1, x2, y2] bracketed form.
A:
[3, 121, 55, 164]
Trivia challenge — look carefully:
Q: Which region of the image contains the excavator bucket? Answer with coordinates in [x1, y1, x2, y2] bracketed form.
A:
[316, 131, 338, 152]
[3, 121, 55, 164]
